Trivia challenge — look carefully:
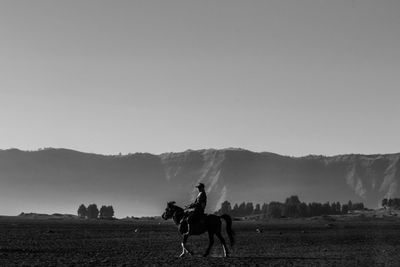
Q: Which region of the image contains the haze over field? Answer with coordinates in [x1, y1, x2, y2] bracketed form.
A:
[1, 148, 399, 217]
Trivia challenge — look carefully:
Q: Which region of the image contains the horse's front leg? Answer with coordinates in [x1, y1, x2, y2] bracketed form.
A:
[179, 242, 186, 257]
[180, 234, 193, 257]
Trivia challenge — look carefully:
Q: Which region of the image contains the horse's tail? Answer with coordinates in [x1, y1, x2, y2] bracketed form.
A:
[220, 214, 235, 246]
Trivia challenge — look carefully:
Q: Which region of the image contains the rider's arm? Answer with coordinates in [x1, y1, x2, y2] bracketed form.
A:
[186, 203, 194, 209]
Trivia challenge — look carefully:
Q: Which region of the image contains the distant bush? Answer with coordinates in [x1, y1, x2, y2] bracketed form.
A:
[215, 196, 366, 218]
[78, 204, 115, 219]
[382, 198, 400, 209]
[87, 204, 99, 219]
[218, 201, 232, 215]
[268, 202, 284, 218]
[100, 205, 114, 219]
[77, 204, 87, 218]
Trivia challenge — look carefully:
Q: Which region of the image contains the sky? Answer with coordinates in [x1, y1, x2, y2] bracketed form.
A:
[0, 0, 399, 157]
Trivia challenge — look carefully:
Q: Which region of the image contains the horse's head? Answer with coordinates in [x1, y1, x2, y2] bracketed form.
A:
[161, 201, 176, 220]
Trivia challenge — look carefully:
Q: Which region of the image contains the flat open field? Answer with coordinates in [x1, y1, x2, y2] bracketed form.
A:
[0, 216, 400, 266]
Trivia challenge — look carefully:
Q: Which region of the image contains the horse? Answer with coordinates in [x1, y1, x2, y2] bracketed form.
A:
[161, 201, 235, 257]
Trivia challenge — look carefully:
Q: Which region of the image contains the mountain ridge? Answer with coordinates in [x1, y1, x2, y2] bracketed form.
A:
[0, 147, 399, 217]
[3, 147, 399, 159]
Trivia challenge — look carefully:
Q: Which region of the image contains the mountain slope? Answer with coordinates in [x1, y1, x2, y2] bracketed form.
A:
[0, 148, 399, 217]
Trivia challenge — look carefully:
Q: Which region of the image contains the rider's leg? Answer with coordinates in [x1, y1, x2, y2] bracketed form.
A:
[186, 223, 190, 235]
[185, 211, 197, 235]
[184, 216, 192, 236]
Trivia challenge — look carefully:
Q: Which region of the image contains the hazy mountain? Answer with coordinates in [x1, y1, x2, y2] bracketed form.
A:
[0, 148, 399, 217]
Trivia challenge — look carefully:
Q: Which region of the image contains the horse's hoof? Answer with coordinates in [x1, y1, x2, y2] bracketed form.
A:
[179, 253, 185, 258]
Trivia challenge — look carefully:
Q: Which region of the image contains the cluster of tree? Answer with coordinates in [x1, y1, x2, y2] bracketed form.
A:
[77, 204, 115, 219]
[215, 196, 365, 218]
[382, 198, 400, 209]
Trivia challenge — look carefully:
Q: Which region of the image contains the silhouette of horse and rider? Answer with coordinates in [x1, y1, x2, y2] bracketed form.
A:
[162, 183, 235, 257]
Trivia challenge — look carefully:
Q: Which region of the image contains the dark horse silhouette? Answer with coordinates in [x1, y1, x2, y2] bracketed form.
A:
[161, 201, 235, 257]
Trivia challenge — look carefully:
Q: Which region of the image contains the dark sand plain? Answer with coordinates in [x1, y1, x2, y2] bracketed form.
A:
[0, 214, 399, 266]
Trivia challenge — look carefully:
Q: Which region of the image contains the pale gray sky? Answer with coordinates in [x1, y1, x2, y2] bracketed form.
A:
[0, 0, 399, 156]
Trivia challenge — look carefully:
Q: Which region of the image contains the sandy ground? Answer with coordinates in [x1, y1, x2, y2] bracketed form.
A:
[0, 214, 399, 266]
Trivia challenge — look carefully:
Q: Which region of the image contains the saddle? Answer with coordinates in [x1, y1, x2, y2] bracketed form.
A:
[180, 213, 207, 234]
[197, 214, 207, 225]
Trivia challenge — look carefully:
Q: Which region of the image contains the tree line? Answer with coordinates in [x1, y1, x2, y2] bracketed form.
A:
[77, 204, 115, 219]
[215, 196, 365, 218]
[382, 198, 400, 209]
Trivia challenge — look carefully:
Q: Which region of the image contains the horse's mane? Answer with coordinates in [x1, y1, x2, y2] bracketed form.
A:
[168, 201, 184, 212]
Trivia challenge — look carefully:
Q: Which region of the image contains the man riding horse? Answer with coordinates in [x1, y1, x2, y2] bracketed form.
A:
[162, 191, 235, 257]
[183, 182, 207, 236]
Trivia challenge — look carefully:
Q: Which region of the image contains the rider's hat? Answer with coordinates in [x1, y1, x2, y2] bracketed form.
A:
[195, 182, 205, 189]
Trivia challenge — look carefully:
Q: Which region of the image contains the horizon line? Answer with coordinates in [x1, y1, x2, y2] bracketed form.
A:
[1, 146, 399, 158]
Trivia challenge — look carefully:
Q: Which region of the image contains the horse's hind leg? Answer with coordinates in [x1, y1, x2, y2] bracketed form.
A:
[203, 231, 214, 257]
[216, 232, 229, 257]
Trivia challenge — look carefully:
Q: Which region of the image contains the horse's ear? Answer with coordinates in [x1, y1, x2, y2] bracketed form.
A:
[167, 201, 176, 206]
